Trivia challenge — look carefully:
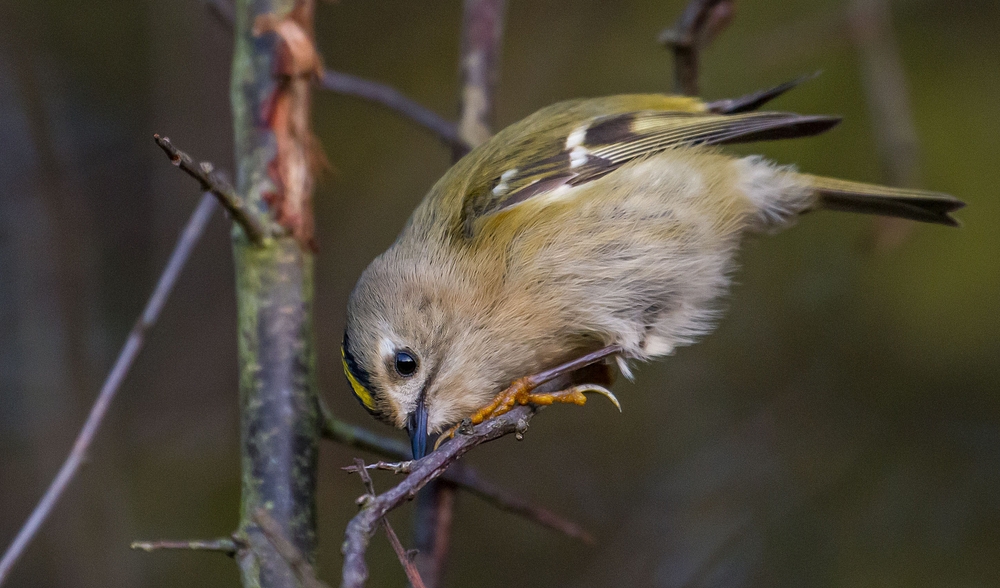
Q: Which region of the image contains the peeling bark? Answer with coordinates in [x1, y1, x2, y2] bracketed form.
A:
[231, 1, 320, 587]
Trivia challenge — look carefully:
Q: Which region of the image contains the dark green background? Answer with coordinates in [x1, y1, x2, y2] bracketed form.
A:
[1, 0, 997, 586]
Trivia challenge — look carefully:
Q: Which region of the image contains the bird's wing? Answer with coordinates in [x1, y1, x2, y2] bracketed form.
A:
[705, 72, 821, 114]
[460, 109, 840, 235]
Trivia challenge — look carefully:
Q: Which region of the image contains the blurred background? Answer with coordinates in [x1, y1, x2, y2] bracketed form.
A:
[1, 0, 998, 586]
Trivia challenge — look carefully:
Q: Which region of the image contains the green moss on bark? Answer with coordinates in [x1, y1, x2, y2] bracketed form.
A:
[230, 1, 319, 587]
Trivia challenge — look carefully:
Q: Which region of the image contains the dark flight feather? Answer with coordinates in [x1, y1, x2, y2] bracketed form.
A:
[464, 110, 840, 226]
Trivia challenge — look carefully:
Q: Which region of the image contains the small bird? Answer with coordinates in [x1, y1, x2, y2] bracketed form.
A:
[342, 81, 964, 459]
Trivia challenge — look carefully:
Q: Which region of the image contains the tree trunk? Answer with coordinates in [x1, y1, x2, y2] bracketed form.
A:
[230, 1, 320, 587]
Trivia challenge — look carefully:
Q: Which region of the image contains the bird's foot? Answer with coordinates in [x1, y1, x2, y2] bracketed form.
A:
[435, 380, 621, 450]
[433, 345, 624, 451]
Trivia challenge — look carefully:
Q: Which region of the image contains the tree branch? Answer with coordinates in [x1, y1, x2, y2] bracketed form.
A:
[319, 397, 412, 458]
[341, 405, 536, 588]
[153, 134, 272, 245]
[412, 3, 509, 582]
[435, 460, 595, 544]
[203, 0, 466, 152]
[319, 398, 594, 544]
[659, 0, 737, 95]
[130, 537, 240, 555]
[352, 460, 427, 588]
[319, 71, 466, 152]
[847, 0, 923, 249]
[0, 194, 217, 586]
[230, 1, 322, 587]
[253, 510, 331, 588]
[455, 0, 508, 154]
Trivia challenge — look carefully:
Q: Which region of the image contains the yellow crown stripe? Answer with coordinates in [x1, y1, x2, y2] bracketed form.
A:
[342, 346, 376, 411]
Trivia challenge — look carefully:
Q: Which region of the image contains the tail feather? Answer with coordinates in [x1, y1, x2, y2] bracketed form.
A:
[805, 175, 965, 227]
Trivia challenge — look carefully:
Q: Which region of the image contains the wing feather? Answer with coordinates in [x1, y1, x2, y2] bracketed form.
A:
[459, 99, 840, 237]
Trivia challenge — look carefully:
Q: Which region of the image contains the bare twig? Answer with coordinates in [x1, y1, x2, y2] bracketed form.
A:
[319, 396, 412, 458]
[411, 4, 509, 582]
[321, 399, 593, 543]
[353, 460, 378, 496]
[341, 405, 536, 588]
[426, 483, 456, 583]
[343, 461, 414, 475]
[455, 0, 508, 154]
[380, 519, 426, 588]
[203, 0, 466, 152]
[411, 478, 453, 588]
[130, 537, 240, 555]
[436, 461, 595, 544]
[353, 460, 427, 588]
[253, 509, 331, 588]
[0, 194, 218, 586]
[341, 455, 594, 542]
[659, 0, 737, 95]
[153, 135, 271, 244]
[320, 71, 466, 151]
[847, 0, 923, 249]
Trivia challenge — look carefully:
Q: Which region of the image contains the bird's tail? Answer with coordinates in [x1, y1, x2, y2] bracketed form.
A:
[804, 174, 965, 226]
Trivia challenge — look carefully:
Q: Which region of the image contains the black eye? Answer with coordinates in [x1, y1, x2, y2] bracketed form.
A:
[394, 350, 418, 377]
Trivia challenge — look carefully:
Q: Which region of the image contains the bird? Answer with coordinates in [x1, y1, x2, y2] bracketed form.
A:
[341, 79, 964, 459]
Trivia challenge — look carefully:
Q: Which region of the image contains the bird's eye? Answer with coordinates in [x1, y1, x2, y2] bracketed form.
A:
[394, 350, 418, 377]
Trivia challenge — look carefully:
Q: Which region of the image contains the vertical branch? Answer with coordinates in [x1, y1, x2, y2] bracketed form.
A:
[847, 0, 923, 249]
[413, 2, 507, 585]
[411, 484, 456, 588]
[659, 0, 736, 96]
[454, 0, 508, 156]
[230, 1, 321, 587]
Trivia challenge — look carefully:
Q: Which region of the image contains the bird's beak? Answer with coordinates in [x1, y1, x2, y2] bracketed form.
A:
[407, 398, 429, 459]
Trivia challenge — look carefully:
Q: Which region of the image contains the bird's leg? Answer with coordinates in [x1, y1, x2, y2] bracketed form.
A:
[436, 345, 623, 448]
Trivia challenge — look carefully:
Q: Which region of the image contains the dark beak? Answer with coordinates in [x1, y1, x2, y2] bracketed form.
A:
[407, 398, 428, 459]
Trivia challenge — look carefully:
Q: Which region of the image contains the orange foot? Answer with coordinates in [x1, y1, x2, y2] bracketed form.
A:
[435, 346, 624, 449]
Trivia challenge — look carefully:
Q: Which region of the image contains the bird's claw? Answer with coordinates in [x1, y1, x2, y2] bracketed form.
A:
[432, 381, 622, 452]
[565, 384, 622, 412]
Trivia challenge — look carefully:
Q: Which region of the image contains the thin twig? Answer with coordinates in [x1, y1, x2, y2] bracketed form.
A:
[410, 4, 510, 583]
[455, 0, 508, 154]
[130, 537, 240, 555]
[202, 0, 466, 152]
[437, 462, 595, 544]
[0, 194, 218, 586]
[659, 0, 737, 95]
[319, 396, 412, 458]
[152, 135, 271, 244]
[341, 405, 537, 588]
[847, 0, 923, 249]
[253, 509, 331, 588]
[343, 461, 414, 475]
[321, 398, 593, 543]
[380, 520, 426, 588]
[353, 459, 379, 496]
[319, 71, 466, 152]
[353, 460, 427, 588]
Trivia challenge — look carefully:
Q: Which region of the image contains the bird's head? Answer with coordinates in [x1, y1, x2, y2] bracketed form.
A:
[342, 247, 507, 459]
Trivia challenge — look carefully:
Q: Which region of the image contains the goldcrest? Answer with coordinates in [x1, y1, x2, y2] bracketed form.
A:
[341, 82, 964, 458]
